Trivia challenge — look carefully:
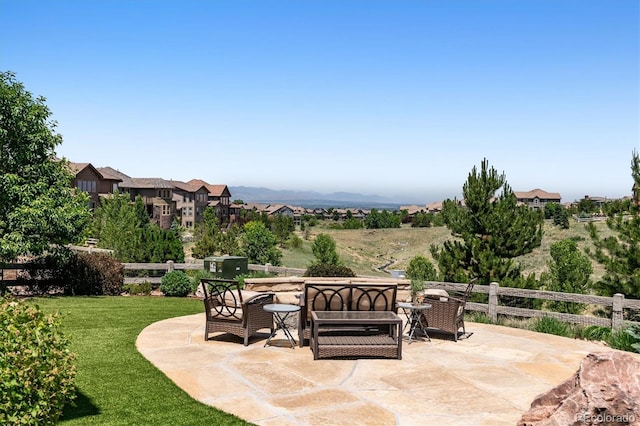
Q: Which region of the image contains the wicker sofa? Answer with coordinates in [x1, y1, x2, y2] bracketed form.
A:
[298, 280, 398, 347]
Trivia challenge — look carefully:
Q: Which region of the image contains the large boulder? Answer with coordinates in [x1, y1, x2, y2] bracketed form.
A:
[519, 351, 640, 426]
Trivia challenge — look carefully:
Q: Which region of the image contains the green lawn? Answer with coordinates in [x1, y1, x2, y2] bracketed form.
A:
[31, 296, 250, 426]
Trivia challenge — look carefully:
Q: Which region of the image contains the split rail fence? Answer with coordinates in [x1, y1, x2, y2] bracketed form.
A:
[2, 261, 639, 331]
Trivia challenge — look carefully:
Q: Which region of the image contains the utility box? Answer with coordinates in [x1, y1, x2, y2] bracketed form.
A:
[203, 256, 248, 279]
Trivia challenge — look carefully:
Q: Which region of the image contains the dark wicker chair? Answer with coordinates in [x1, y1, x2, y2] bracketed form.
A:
[420, 281, 475, 341]
[200, 278, 274, 346]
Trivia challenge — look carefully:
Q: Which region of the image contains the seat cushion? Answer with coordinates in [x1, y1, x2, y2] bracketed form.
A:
[424, 289, 449, 301]
[221, 290, 261, 307]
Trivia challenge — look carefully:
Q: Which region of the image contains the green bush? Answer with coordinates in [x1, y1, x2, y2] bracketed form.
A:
[0, 297, 76, 424]
[160, 271, 192, 297]
[304, 263, 356, 277]
[123, 282, 153, 296]
[531, 316, 571, 337]
[606, 326, 640, 353]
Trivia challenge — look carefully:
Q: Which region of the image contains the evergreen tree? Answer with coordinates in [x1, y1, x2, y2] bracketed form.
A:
[92, 192, 146, 262]
[430, 158, 544, 285]
[587, 150, 640, 299]
[191, 207, 221, 259]
[542, 239, 591, 314]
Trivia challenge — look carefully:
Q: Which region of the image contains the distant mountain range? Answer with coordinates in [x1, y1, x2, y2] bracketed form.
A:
[228, 186, 413, 209]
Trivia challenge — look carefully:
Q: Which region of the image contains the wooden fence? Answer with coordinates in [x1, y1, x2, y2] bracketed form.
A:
[2, 261, 639, 331]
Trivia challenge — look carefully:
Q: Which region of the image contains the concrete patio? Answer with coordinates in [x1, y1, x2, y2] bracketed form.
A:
[136, 314, 616, 425]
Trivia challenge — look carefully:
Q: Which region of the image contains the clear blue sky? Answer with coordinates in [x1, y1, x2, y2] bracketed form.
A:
[1, 0, 638, 204]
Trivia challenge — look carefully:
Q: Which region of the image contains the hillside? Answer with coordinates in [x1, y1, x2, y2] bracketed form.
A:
[280, 219, 615, 280]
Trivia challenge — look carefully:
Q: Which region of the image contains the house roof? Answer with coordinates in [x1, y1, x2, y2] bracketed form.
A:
[119, 177, 174, 189]
[514, 188, 561, 200]
[187, 179, 230, 197]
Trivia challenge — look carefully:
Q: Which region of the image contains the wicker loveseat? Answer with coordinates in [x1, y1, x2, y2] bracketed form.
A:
[298, 280, 398, 347]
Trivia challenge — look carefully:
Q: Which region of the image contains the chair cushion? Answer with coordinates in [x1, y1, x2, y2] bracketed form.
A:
[424, 289, 449, 301]
[222, 290, 261, 307]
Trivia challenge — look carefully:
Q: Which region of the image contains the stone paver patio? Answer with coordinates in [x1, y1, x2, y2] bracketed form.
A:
[136, 313, 618, 425]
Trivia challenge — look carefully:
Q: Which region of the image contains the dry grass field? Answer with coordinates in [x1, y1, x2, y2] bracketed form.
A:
[281, 219, 616, 280]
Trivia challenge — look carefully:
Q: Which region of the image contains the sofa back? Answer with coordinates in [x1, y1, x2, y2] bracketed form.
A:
[302, 281, 398, 319]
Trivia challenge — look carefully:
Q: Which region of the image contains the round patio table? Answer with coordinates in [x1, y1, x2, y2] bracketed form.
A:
[397, 302, 432, 344]
[263, 303, 301, 349]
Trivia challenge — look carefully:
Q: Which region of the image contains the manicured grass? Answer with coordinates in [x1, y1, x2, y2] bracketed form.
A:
[30, 296, 250, 426]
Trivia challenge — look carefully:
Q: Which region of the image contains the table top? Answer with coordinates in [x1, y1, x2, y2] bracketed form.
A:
[312, 311, 401, 324]
[397, 302, 433, 311]
[263, 303, 301, 313]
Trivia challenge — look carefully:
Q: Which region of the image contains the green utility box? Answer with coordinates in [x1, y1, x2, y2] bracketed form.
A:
[203, 256, 248, 279]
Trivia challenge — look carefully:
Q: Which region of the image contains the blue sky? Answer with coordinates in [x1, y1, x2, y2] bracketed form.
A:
[1, 1, 638, 203]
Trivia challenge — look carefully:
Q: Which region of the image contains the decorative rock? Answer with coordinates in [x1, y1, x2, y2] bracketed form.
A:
[518, 351, 640, 425]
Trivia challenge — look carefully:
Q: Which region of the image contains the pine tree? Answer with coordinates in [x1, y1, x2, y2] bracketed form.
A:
[587, 150, 640, 299]
[431, 158, 544, 285]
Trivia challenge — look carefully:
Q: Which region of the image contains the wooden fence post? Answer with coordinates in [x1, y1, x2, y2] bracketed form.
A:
[489, 282, 499, 323]
[166, 261, 174, 273]
[612, 293, 624, 331]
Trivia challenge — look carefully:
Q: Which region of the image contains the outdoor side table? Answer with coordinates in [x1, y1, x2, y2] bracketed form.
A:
[397, 302, 432, 344]
[263, 303, 300, 349]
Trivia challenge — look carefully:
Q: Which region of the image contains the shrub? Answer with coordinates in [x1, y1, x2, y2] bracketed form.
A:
[531, 316, 571, 337]
[606, 327, 639, 352]
[64, 252, 124, 296]
[123, 282, 153, 296]
[160, 271, 192, 297]
[304, 264, 356, 277]
[0, 297, 76, 424]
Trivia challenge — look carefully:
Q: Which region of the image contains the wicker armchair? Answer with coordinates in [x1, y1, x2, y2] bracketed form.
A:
[200, 278, 274, 346]
[420, 281, 475, 341]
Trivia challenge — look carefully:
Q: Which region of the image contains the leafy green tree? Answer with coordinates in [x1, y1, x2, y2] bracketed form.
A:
[430, 158, 544, 286]
[542, 239, 592, 314]
[0, 71, 91, 262]
[405, 255, 438, 282]
[271, 214, 294, 246]
[241, 221, 281, 265]
[311, 233, 341, 266]
[405, 255, 438, 295]
[544, 202, 561, 219]
[411, 212, 434, 228]
[587, 150, 640, 299]
[365, 209, 401, 229]
[342, 218, 364, 229]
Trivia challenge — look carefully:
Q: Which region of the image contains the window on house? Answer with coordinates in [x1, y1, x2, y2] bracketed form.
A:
[161, 205, 171, 215]
[77, 180, 97, 193]
[158, 189, 172, 198]
[188, 207, 193, 216]
[112, 183, 119, 192]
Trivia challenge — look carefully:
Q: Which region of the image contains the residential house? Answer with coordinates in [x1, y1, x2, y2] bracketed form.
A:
[69, 162, 122, 209]
[187, 180, 232, 224]
[113, 174, 177, 229]
[514, 189, 562, 210]
[170, 181, 210, 228]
